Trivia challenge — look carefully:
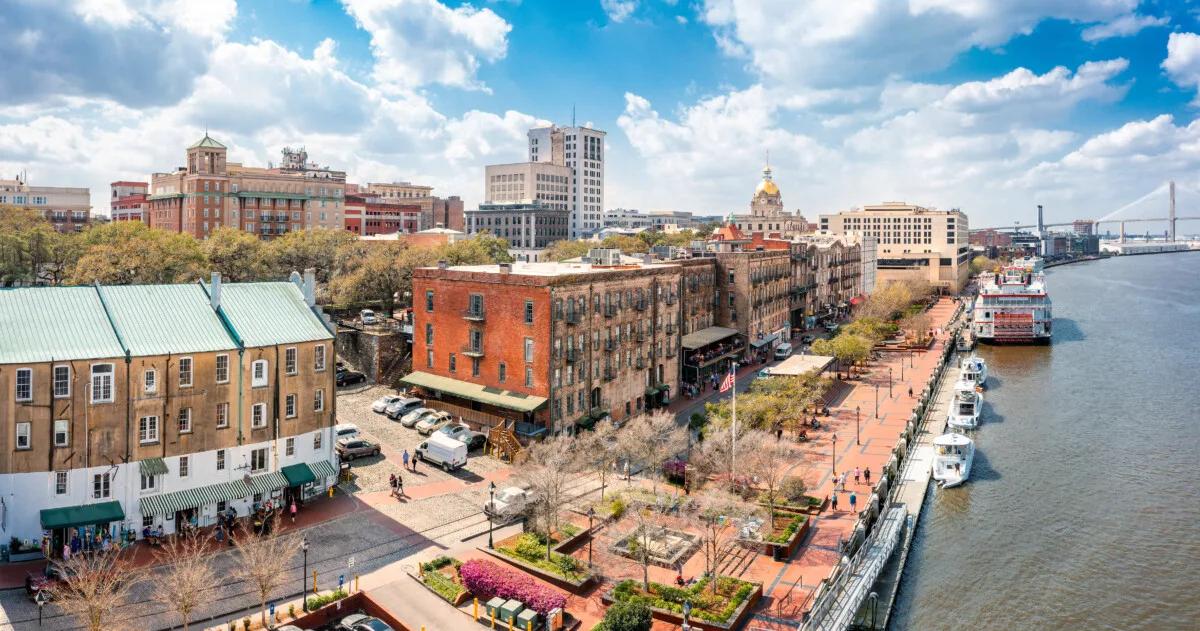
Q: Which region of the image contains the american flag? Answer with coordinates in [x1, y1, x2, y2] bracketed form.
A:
[719, 369, 735, 393]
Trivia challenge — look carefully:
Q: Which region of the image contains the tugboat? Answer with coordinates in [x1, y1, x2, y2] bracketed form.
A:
[932, 432, 975, 488]
[960, 355, 988, 388]
[946, 380, 983, 430]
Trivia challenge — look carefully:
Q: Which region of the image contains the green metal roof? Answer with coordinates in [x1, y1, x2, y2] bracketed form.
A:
[248, 471, 288, 495]
[101, 285, 237, 356]
[40, 501, 125, 529]
[0, 287, 125, 364]
[217, 282, 333, 347]
[401, 371, 547, 413]
[281, 463, 316, 486]
[189, 134, 226, 149]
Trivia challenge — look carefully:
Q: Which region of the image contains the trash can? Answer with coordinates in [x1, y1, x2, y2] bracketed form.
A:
[516, 608, 538, 631]
[485, 596, 506, 619]
[500, 599, 525, 624]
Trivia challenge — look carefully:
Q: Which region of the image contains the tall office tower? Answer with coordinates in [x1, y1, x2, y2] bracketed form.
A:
[528, 125, 606, 238]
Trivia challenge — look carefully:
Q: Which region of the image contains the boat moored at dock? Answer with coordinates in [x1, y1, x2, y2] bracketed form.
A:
[932, 432, 975, 488]
[947, 380, 983, 430]
[973, 256, 1052, 344]
[960, 355, 988, 387]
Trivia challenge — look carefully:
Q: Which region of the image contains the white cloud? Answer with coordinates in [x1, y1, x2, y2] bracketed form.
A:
[1081, 12, 1169, 42]
[1163, 32, 1200, 102]
[341, 0, 511, 92]
[601, 0, 638, 23]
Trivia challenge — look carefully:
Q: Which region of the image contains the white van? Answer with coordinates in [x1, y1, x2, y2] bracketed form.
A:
[360, 309, 378, 325]
[773, 342, 793, 361]
[416, 432, 468, 471]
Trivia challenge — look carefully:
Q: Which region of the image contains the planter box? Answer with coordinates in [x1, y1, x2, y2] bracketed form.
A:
[478, 546, 594, 593]
[750, 514, 811, 559]
[407, 569, 470, 607]
[601, 582, 762, 631]
[8, 550, 45, 563]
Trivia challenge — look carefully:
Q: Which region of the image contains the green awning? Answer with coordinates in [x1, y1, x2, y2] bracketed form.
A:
[140, 457, 168, 477]
[237, 191, 308, 200]
[281, 463, 316, 486]
[750, 333, 780, 348]
[248, 472, 288, 495]
[309, 460, 337, 479]
[681, 326, 739, 350]
[140, 480, 250, 517]
[401, 371, 547, 413]
[40, 501, 125, 530]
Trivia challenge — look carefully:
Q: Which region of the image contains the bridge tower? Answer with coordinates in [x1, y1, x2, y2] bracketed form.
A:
[1120, 221, 1126, 244]
[1037, 204, 1045, 234]
[1169, 180, 1176, 243]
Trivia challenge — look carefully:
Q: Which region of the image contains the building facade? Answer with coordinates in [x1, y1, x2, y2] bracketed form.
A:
[603, 209, 695, 231]
[465, 202, 571, 262]
[528, 125, 606, 237]
[0, 275, 337, 550]
[820, 202, 969, 292]
[344, 193, 422, 236]
[483, 162, 572, 211]
[0, 178, 91, 232]
[362, 182, 463, 232]
[727, 166, 812, 236]
[110, 181, 149, 223]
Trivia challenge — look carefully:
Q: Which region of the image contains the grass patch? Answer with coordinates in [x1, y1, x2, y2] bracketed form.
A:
[610, 576, 756, 624]
[419, 557, 466, 604]
[496, 532, 589, 582]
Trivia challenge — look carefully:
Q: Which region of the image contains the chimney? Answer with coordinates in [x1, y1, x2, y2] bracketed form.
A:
[303, 268, 316, 307]
[437, 260, 448, 270]
[210, 272, 222, 310]
[499, 262, 512, 273]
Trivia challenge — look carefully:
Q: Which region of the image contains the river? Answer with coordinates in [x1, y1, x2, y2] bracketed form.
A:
[890, 252, 1200, 630]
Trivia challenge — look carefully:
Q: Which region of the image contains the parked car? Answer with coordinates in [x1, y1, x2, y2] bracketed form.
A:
[275, 626, 305, 631]
[465, 432, 487, 451]
[360, 309, 378, 325]
[773, 342, 793, 360]
[334, 423, 360, 442]
[484, 486, 530, 519]
[372, 395, 403, 414]
[437, 422, 484, 445]
[336, 370, 367, 386]
[801, 334, 816, 344]
[415, 413, 454, 436]
[339, 613, 393, 631]
[336, 438, 381, 461]
[399, 407, 438, 428]
[384, 397, 424, 420]
[416, 432, 468, 471]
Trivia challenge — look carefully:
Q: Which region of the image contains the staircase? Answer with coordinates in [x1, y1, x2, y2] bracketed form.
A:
[488, 421, 524, 463]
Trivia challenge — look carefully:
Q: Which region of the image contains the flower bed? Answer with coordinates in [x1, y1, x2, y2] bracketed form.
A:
[459, 559, 567, 615]
[490, 532, 592, 588]
[765, 513, 806, 544]
[417, 556, 469, 605]
[759, 493, 827, 515]
[604, 576, 761, 630]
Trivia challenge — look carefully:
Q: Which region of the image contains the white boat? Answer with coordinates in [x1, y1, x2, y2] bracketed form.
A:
[960, 355, 988, 387]
[946, 380, 983, 430]
[973, 256, 1052, 344]
[932, 432, 974, 488]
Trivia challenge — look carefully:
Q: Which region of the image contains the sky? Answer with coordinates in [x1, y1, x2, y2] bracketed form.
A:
[4, 0, 1200, 229]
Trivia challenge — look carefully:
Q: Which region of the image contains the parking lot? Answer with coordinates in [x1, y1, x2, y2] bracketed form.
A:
[334, 385, 511, 494]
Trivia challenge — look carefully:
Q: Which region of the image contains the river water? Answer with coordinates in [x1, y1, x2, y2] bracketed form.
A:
[890, 253, 1200, 630]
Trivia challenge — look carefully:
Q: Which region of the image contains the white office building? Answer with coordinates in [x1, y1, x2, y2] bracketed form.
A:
[528, 125, 606, 238]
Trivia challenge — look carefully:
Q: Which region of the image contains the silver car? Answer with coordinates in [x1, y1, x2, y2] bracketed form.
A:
[415, 412, 453, 436]
[384, 397, 423, 420]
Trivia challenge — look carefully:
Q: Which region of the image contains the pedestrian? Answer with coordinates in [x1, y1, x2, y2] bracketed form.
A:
[840, 471, 848, 492]
[908, 386, 913, 398]
[290, 499, 298, 524]
[402, 449, 410, 470]
[832, 492, 839, 512]
[411, 453, 419, 473]
[864, 466, 871, 484]
[62, 543, 70, 560]
[849, 492, 857, 513]
[854, 466, 861, 485]
[214, 524, 225, 543]
[397, 472, 404, 497]
[389, 473, 397, 498]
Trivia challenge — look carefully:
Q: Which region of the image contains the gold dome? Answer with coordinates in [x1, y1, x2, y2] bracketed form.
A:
[755, 178, 779, 196]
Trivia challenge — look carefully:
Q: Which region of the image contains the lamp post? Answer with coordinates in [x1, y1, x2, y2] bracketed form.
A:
[301, 537, 309, 612]
[874, 383, 880, 419]
[909, 350, 914, 368]
[487, 481, 496, 549]
[855, 406, 861, 445]
[36, 590, 46, 626]
[889, 367, 893, 399]
[586, 507, 596, 568]
[869, 591, 879, 629]
[831, 433, 838, 477]
[900, 356, 905, 381]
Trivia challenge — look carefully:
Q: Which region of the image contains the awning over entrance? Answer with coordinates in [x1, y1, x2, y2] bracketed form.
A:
[681, 326, 739, 350]
[308, 460, 338, 480]
[750, 333, 780, 348]
[139, 457, 169, 477]
[402, 371, 547, 413]
[140, 480, 250, 517]
[248, 472, 289, 496]
[40, 501, 125, 530]
[281, 463, 316, 487]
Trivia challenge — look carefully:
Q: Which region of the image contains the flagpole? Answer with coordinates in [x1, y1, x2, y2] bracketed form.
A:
[731, 361, 738, 483]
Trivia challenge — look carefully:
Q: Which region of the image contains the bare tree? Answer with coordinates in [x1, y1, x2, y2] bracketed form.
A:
[47, 548, 139, 631]
[519, 435, 579, 561]
[688, 489, 762, 594]
[233, 516, 302, 627]
[692, 421, 757, 493]
[614, 490, 677, 592]
[572, 420, 620, 499]
[739, 430, 800, 516]
[152, 531, 218, 630]
[614, 410, 688, 493]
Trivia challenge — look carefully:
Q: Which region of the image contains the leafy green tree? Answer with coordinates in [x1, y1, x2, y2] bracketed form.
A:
[596, 599, 652, 631]
[544, 239, 592, 261]
[263, 228, 356, 283]
[69, 222, 205, 285]
[0, 205, 77, 285]
[202, 227, 268, 281]
[600, 234, 649, 253]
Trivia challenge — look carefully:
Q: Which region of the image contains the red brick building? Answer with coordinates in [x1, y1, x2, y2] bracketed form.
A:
[110, 181, 148, 222]
[344, 193, 422, 236]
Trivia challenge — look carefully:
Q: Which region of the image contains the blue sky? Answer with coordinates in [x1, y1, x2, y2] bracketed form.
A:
[4, 0, 1200, 228]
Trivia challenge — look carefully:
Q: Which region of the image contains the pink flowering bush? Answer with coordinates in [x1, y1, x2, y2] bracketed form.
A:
[459, 559, 567, 614]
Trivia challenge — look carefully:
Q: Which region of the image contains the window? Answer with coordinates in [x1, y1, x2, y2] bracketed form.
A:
[314, 432, 322, 450]
[314, 345, 327, 371]
[54, 420, 69, 446]
[285, 394, 297, 418]
[140, 473, 156, 491]
[524, 300, 534, 324]
[285, 347, 297, 374]
[178, 357, 193, 387]
[217, 449, 226, 471]
[472, 357, 480, 377]
[449, 353, 457, 373]
[425, 290, 434, 311]
[139, 416, 159, 444]
[91, 364, 114, 403]
[524, 338, 534, 362]
[53, 365, 70, 398]
[15, 368, 31, 402]
[426, 349, 434, 368]
[15, 422, 31, 450]
[179, 456, 189, 478]
[250, 447, 267, 472]
[178, 408, 192, 433]
[499, 363, 507, 383]
[94, 472, 111, 499]
[425, 323, 434, 345]
[252, 403, 266, 428]
[286, 437, 295, 457]
[144, 369, 157, 393]
[55, 471, 68, 495]
[252, 360, 267, 387]
[314, 389, 325, 412]
[215, 354, 230, 383]
[525, 366, 533, 387]
[216, 402, 229, 428]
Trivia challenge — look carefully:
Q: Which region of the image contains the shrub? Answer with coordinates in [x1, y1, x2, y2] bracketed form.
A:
[422, 568, 466, 604]
[421, 555, 456, 572]
[287, 603, 295, 620]
[556, 553, 581, 575]
[781, 477, 808, 503]
[596, 600, 652, 631]
[459, 559, 567, 614]
[610, 576, 757, 624]
[306, 588, 349, 611]
[609, 497, 626, 520]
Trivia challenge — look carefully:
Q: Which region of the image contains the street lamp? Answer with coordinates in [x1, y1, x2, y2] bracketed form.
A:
[487, 481, 496, 549]
[36, 589, 46, 626]
[831, 433, 838, 477]
[586, 507, 596, 568]
[855, 406, 861, 445]
[900, 356, 905, 381]
[869, 591, 879, 630]
[888, 367, 893, 399]
[874, 383, 880, 419]
[301, 537, 309, 612]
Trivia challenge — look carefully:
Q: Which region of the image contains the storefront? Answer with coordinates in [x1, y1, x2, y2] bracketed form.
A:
[40, 501, 126, 558]
[681, 326, 742, 386]
[281, 462, 337, 505]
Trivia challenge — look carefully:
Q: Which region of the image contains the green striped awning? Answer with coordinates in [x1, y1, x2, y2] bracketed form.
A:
[139, 458, 169, 477]
[248, 472, 288, 495]
[309, 460, 337, 479]
[281, 463, 316, 486]
[139, 480, 250, 517]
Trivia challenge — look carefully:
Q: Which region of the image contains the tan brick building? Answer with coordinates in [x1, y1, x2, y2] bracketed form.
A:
[0, 177, 91, 233]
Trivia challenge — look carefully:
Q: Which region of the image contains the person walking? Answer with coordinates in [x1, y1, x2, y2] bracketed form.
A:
[908, 386, 913, 398]
[402, 449, 410, 471]
[864, 466, 871, 484]
[411, 453, 419, 473]
[389, 473, 398, 498]
[849, 492, 857, 513]
[290, 499, 298, 524]
[854, 466, 861, 485]
[832, 492, 839, 512]
[396, 472, 404, 497]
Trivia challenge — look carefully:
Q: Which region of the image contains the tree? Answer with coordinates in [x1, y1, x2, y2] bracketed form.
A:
[600, 234, 649, 253]
[202, 227, 268, 281]
[842, 317, 897, 345]
[969, 255, 1000, 275]
[444, 232, 513, 264]
[572, 421, 620, 499]
[544, 239, 592, 262]
[152, 532, 218, 630]
[688, 489, 761, 594]
[616, 489, 676, 591]
[330, 242, 406, 314]
[519, 436, 578, 560]
[263, 228, 356, 283]
[900, 311, 932, 344]
[69, 222, 206, 285]
[0, 205, 79, 285]
[739, 430, 799, 517]
[47, 548, 139, 631]
[614, 410, 688, 493]
[596, 599, 652, 631]
[813, 334, 871, 376]
[233, 517, 302, 627]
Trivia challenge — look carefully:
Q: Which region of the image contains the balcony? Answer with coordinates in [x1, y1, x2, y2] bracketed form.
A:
[603, 368, 616, 381]
[604, 338, 617, 351]
[565, 311, 582, 325]
[633, 300, 648, 312]
[666, 323, 676, 335]
[665, 294, 678, 305]
[461, 344, 484, 358]
[604, 304, 618, 318]
[462, 307, 486, 322]
[666, 347, 677, 359]
[635, 357, 646, 370]
[635, 330, 646, 342]
[565, 347, 578, 363]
